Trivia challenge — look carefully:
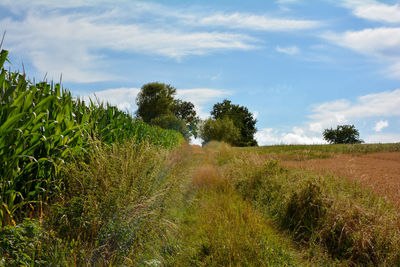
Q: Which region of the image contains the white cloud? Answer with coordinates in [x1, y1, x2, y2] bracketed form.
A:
[277, 0, 299, 4]
[252, 111, 259, 119]
[323, 27, 400, 59]
[255, 128, 280, 145]
[256, 89, 400, 145]
[280, 133, 325, 145]
[308, 89, 400, 132]
[176, 88, 232, 119]
[364, 133, 400, 143]
[322, 27, 400, 78]
[374, 120, 388, 132]
[81, 87, 231, 119]
[81, 87, 140, 111]
[276, 45, 300, 55]
[1, 4, 257, 82]
[255, 127, 325, 146]
[323, 27, 400, 78]
[194, 13, 321, 31]
[343, 0, 400, 23]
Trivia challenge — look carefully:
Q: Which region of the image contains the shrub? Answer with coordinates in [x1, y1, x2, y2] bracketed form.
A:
[200, 117, 240, 145]
[0, 218, 69, 266]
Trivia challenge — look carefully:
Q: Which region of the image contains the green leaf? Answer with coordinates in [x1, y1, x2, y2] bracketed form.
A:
[0, 49, 8, 67]
[0, 113, 25, 135]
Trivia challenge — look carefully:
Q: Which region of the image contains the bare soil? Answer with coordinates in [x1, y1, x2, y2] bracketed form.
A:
[280, 152, 400, 206]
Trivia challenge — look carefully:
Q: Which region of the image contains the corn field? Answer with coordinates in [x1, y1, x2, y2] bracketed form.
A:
[0, 49, 183, 226]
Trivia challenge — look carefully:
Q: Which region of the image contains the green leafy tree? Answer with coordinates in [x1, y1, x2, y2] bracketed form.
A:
[172, 99, 200, 138]
[211, 99, 257, 146]
[136, 83, 200, 138]
[136, 82, 176, 123]
[323, 125, 363, 144]
[150, 114, 189, 140]
[200, 117, 240, 145]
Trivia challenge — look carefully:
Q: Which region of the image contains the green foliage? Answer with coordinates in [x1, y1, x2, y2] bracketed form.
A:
[172, 99, 200, 138]
[0, 49, 183, 226]
[151, 114, 189, 140]
[211, 99, 257, 146]
[136, 82, 200, 138]
[50, 140, 181, 265]
[200, 117, 240, 145]
[323, 125, 363, 144]
[0, 218, 70, 266]
[136, 82, 177, 123]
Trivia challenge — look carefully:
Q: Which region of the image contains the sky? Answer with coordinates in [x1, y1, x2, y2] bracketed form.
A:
[1, 0, 400, 145]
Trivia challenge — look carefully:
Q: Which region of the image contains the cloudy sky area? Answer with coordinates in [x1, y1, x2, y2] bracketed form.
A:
[1, 0, 400, 145]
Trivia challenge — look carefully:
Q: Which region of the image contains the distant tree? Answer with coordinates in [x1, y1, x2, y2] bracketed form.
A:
[136, 82, 200, 138]
[150, 114, 189, 140]
[323, 125, 363, 144]
[136, 82, 176, 123]
[200, 117, 240, 145]
[172, 99, 200, 138]
[211, 99, 257, 146]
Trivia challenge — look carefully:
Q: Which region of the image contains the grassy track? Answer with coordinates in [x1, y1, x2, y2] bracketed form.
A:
[3, 140, 400, 265]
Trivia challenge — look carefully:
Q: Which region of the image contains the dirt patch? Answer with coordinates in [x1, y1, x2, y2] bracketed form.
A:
[280, 152, 400, 206]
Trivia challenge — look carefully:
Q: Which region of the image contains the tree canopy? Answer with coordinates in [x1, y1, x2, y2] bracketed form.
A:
[210, 99, 257, 146]
[200, 117, 240, 145]
[323, 125, 363, 144]
[136, 82, 176, 123]
[136, 82, 199, 139]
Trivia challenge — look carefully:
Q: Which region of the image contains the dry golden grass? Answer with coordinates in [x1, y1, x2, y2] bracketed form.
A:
[191, 164, 227, 189]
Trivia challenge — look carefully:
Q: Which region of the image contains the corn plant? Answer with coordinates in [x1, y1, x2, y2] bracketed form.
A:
[0, 49, 183, 226]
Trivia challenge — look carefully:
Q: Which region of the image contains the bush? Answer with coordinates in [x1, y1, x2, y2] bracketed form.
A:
[0, 218, 69, 266]
[150, 114, 189, 140]
[200, 117, 240, 145]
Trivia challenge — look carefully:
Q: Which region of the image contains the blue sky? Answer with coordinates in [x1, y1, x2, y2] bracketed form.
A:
[1, 0, 400, 145]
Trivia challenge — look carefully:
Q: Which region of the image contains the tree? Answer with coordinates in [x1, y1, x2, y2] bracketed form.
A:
[136, 82, 176, 123]
[150, 114, 189, 140]
[172, 99, 200, 138]
[323, 125, 363, 144]
[136, 82, 200, 138]
[211, 99, 257, 146]
[200, 117, 240, 145]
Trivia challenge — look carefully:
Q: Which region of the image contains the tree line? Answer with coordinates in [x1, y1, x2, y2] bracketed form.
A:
[135, 82, 258, 146]
[136, 82, 364, 146]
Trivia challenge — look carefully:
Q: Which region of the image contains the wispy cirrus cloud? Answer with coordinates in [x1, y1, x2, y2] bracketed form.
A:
[276, 45, 300, 55]
[1, 1, 259, 83]
[342, 0, 400, 23]
[322, 27, 400, 78]
[191, 13, 321, 31]
[2, 12, 256, 82]
[1, 0, 324, 83]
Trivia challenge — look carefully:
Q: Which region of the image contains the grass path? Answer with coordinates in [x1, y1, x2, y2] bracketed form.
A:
[148, 143, 318, 266]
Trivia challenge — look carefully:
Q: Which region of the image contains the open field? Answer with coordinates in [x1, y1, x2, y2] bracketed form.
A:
[281, 152, 400, 206]
[239, 143, 400, 161]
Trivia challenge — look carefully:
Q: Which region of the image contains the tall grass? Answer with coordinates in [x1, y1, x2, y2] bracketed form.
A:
[216, 144, 400, 265]
[0, 48, 183, 226]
